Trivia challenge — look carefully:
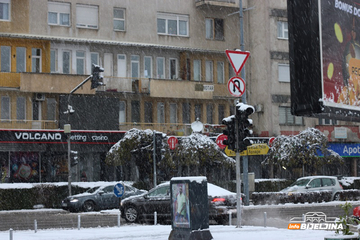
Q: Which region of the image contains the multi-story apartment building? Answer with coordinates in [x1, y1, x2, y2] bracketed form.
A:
[0, 0, 358, 183]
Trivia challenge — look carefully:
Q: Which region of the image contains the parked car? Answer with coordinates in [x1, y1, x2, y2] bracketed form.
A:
[62, 183, 147, 212]
[120, 182, 237, 224]
[280, 176, 343, 201]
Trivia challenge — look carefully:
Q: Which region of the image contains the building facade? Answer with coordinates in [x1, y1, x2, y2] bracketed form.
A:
[0, 0, 358, 183]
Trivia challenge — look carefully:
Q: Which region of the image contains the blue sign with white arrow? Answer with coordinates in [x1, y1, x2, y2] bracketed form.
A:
[113, 183, 125, 198]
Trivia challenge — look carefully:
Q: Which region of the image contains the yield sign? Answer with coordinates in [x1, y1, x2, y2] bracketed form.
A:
[225, 50, 250, 76]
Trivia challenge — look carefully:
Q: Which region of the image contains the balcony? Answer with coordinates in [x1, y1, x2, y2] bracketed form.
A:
[100, 77, 230, 100]
[195, 0, 241, 9]
[18, 73, 95, 94]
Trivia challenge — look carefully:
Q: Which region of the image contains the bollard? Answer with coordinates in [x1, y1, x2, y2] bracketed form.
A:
[9, 228, 13, 240]
[34, 219, 37, 233]
[229, 212, 232, 226]
[264, 212, 267, 228]
[118, 212, 121, 227]
[154, 211, 157, 225]
[78, 215, 81, 230]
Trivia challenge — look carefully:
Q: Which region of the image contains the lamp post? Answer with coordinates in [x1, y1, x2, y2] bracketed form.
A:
[64, 124, 71, 196]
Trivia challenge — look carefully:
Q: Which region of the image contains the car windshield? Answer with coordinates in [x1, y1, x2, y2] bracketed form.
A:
[86, 186, 101, 194]
[290, 178, 311, 187]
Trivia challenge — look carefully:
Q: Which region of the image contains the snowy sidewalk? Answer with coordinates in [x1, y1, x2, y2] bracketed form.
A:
[0, 225, 338, 240]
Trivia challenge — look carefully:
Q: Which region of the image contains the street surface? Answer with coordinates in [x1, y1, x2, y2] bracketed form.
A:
[1, 201, 358, 231]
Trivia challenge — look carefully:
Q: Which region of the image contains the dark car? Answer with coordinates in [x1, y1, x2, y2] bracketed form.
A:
[120, 182, 237, 224]
[62, 183, 147, 212]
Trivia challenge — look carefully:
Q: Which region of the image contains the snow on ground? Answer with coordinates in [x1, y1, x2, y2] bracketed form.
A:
[0, 225, 342, 240]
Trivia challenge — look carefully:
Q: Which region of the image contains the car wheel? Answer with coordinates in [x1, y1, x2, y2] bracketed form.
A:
[83, 200, 96, 212]
[333, 193, 340, 201]
[214, 216, 227, 225]
[124, 205, 138, 223]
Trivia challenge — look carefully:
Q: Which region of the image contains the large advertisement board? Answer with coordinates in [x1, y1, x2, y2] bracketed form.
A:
[289, 0, 360, 121]
[321, 0, 360, 109]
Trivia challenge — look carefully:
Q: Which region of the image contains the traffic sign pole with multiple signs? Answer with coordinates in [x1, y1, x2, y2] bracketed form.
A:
[225, 49, 250, 227]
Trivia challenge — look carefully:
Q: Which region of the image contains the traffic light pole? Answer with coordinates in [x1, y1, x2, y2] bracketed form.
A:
[235, 107, 242, 228]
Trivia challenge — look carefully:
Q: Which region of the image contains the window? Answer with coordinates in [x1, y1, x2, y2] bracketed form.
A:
[170, 58, 177, 79]
[16, 97, 25, 120]
[50, 49, 58, 73]
[76, 4, 98, 29]
[1, 96, 10, 120]
[31, 48, 41, 73]
[205, 18, 224, 40]
[278, 64, 290, 82]
[170, 103, 177, 124]
[16, 47, 26, 73]
[131, 55, 139, 79]
[0, 0, 10, 21]
[205, 61, 213, 82]
[157, 13, 189, 37]
[117, 54, 126, 78]
[193, 60, 201, 81]
[277, 21, 288, 39]
[144, 102, 153, 123]
[279, 106, 303, 125]
[76, 51, 85, 74]
[91, 52, 99, 66]
[157, 102, 165, 124]
[46, 98, 56, 121]
[318, 118, 337, 125]
[157, 57, 165, 79]
[131, 100, 140, 123]
[48, 2, 70, 26]
[218, 104, 225, 124]
[113, 8, 125, 31]
[206, 104, 213, 124]
[195, 104, 202, 121]
[119, 101, 126, 124]
[217, 61, 224, 84]
[144, 56, 152, 78]
[62, 50, 71, 74]
[182, 103, 190, 124]
[1, 46, 10, 72]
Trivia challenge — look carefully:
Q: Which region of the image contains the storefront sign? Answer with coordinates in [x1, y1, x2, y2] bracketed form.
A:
[0, 129, 125, 145]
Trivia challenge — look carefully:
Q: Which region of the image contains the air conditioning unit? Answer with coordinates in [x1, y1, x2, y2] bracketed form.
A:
[35, 93, 45, 101]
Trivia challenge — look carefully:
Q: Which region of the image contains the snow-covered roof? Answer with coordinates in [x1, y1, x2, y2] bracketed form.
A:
[0, 33, 224, 54]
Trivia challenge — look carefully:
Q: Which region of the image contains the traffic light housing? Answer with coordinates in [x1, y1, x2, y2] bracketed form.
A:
[222, 115, 236, 151]
[154, 132, 163, 162]
[91, 63, 104, 89]
[236, 103, 255, 152]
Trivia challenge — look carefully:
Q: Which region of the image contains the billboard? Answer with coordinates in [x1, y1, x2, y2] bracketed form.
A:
[289, 0, 360, 121]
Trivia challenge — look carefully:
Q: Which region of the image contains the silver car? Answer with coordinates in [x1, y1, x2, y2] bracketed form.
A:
[280, 176, 343, 201]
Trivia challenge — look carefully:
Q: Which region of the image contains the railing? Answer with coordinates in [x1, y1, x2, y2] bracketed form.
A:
[99, 77, 150, 94]
[119, 122, 224, 136]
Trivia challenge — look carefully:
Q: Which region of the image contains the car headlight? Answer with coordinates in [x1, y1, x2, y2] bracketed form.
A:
[70, 198, 79, 203]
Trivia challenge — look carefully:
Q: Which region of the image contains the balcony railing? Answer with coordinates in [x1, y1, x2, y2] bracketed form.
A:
[195, 0, 239, 8]
[100, 77, 230, 99]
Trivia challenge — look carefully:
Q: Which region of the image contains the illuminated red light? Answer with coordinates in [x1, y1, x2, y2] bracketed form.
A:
[212, 198, 226, 203]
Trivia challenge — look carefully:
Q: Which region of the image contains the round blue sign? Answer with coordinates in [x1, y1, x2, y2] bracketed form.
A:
[114, 183, 125, 198]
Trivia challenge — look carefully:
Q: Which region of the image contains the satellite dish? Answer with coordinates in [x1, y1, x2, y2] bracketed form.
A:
[191, 119, 203, 133]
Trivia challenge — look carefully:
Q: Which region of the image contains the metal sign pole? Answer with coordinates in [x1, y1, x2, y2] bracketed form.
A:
[235, 103, 242, 228]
